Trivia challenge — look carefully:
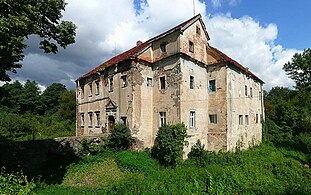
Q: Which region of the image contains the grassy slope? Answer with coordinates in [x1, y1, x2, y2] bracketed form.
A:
[35, 144, 311, 194]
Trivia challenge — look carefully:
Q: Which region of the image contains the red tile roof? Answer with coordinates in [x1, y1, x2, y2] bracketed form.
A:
[210, 46, 264, 83]
[77, 14, 202, 81]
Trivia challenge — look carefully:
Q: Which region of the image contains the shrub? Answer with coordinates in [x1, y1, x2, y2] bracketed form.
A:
[151, 123, 187, 167]
[108, 123, 132, 150]
[0, 168, 36, 194]
[188, 140, 207, 166]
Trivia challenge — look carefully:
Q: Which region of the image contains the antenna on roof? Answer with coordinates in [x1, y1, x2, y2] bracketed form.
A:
[193, 0, 195, 16]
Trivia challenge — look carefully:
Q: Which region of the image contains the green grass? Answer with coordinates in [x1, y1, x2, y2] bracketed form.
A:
[34, 143, 311, 194]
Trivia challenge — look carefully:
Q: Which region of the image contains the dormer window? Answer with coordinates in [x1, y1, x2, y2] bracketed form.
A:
[160, 42, 167, 53]
[189, 41, 194, 53]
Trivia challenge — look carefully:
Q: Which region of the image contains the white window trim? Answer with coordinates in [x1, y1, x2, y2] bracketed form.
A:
[159, 112, 166, 127]
[189, 110, 196, 128]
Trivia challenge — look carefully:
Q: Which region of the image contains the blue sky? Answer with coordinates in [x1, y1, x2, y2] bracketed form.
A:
[4, 0, 309, 90]
[205, 0, 311, 50]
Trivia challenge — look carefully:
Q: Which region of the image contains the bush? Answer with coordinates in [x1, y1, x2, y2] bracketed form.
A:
[151, 123, 187, 167]
[108, 123, 132, 150]
[0, 168, 36, 194]
[188, 140, 207, 166]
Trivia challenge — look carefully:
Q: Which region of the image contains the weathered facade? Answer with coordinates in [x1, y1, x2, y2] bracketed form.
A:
[76, 14, 264, 153]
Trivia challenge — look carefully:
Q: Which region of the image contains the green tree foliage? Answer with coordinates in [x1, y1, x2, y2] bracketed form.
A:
[108, 123, 132, 150]
[39, 83, 66, 115]
[56, 90, 76, 122]
[151, 123, 187, 167]
[283, 48, 311, 92]
[19, 80, 41, 114]
[0, 0, 76, 81]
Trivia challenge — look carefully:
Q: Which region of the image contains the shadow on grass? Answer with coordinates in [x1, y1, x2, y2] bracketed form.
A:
[0, 139, 80, 184]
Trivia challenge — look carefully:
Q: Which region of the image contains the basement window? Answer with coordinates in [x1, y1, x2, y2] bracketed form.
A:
[209, 114, 217, 124]
[147, 77, 153, 87]
[190, 76, 194, 89]
[189, 41, 194, 53]
[160, 42, 167, 53]
[239, 115, 243, 125]
[159, 112, 167, 127]
[209, 80, 216, 92]
[121, 75, 127, 88]
[159, 76, 166, 90]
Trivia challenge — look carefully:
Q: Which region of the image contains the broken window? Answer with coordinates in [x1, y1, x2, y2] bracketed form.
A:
[245, 85, 248, 96]
[189, 111, 196, 128]
[95, 80, 100, 95]
[250, 87, 253, 98]
[159, 76, 166, 90]
[189, 41, 194, 53]
[160, 42, 167, 53]
[89, 83, 92, 97]
[95, 111, 100, 127]
[109, 77, 114, 92]
[209, 80, 216, 92]
[88, 112, 93, 127]
[159, 112, 166, 127]
[147, 77, 153, 87]
[209, 114, 217, 124]
[81, 113, 84, 127]
[190, 76, 194, 89]
[245, 115, 249, 125]
[239, 115, 243, 125]
[121, 75, 127, 88]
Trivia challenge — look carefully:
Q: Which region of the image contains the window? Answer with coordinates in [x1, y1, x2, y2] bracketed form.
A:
[190, 76, 194, 89]
[239, 115, 243, 125]
[189, 41, 194, 53]
[245, 115, 249, 125]
[256, 114, 259, 124]
[189, 111, 196, 128]
[209, 80, 216, 92]
[160, 42, 166, 53]
[259, 91, 262, 101]
[95, 81, 100, 95]
[121, 75, 127, 88]
[89, 83, 92, 97]
[80, 113, 84, 127]
[209, 114, 217, 124]
[196, 26, 201, 35]
[88, 112, 93, 127]
[159, 112, 166, 127]
[159, 76, 166, 90]
[250, 87, 253, 98]
[95, 111, 100, 127]
[120, 116, 127, 125]
[245, 85, 247, 96]
[109, 77, 114, 92]
[147, 77, 153, 87]
[81, 86, 84, 99]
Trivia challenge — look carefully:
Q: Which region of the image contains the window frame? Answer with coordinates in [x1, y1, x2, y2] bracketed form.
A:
[189, 41, 194, 53]
[196, 26, 201, 35]
[245, 85, 248, 96]
[160, 42, 167, 53]
[159, 76, 166, 90]
[88, 83, 92, 97]
[88, 112, 93, 127]
[80, 113, 85, 127]
[190, 76, 194, 89]
[81, 85, 84, 99]
[95, 111, 100, 127]
[109, 77, 114, 92]
[239, 115, 243, 125]
[189, 111, 196, 128]
[147, 77, 153, 87]
[120, 116, 127, 125]
[245, 115, 249, 125]
[256, 114, 259, 124]
[95, 80, 100, 95]
[121, 75, 127, 88]
[250, 87, 253, 98]
[209, 80, 216, 92]
[159, 112, 166, 127]
[209, 114, 217, 124]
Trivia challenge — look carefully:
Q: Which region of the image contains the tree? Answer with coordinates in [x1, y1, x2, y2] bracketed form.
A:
[19, 80, 40, 114]
[283, 48, 311, 92]
[39, 83, 66, 115]
[0, 0, 76, 81]
[56, 90, 76, 122]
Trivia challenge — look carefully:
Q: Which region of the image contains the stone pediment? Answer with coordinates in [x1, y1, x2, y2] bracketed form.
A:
[106, 99, 117, 110]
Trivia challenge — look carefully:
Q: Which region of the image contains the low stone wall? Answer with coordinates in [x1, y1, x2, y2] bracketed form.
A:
[0, 136, 105, 178]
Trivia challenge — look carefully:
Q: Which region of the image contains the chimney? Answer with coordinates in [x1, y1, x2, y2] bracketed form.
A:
[136, 40, 143, 46]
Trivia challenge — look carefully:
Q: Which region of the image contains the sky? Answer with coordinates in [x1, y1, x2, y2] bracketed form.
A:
[5, 0, 311, 90]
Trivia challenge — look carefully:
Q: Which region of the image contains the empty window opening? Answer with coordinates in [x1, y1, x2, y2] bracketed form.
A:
[89, 83, 92, 97]
[121, 75, 127, 88]
[109, 77, 114, 92]
[159, 112, 166, 127]
[147, 77, 153, 87]
[88, 112, 93, 127]
[245, 85, 248, 96]
[259, 91, 262, 101]
[120, 116, 127, 125]
[239, 115, 243, 125]
[95, 112, 100, 127]
[196, 26, 201, 35]
[189, 111, 196, 128]
[209, 80, 216, 92]
[190, 76, 194, 89]
[81, 113, 84, 127]
[95, 81, 100, 95]
[209, 114, 217, 124]
[159, 76, 166, 90]
[81, 86, 84, 99]
[245, 115, 249, 125]
[250, 87, 253, 98]
[189, 41, 194, 53]
[256, 114, 259, 124]
[160, 42, 167, 53]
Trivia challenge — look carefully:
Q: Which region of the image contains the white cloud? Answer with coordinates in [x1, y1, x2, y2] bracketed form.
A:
[211, 0, 241, 8]
[10, 0, 298, 91]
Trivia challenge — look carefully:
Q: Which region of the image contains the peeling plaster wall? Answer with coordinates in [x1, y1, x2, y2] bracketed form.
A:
[226, 67, 263, 151]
